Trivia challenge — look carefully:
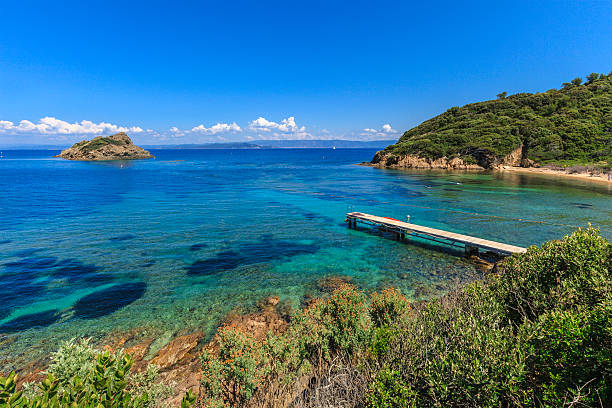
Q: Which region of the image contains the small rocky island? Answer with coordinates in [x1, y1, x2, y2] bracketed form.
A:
[57, 132, 154, 161]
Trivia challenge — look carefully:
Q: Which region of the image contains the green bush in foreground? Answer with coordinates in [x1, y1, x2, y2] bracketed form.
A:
[368, 227, 611, 407]
[198, 227, 610, 407]
[0, 339, 194, 408]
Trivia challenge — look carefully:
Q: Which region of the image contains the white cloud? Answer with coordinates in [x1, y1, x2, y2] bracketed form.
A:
[381, 124, 396, 133]
[248, 116, 312, 139]
[191, 122, 241, 134]
[0, 117, 143, 135]
[360, 123, 400, 139]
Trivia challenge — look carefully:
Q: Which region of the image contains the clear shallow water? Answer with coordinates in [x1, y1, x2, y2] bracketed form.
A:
[1, 149, 611, 370]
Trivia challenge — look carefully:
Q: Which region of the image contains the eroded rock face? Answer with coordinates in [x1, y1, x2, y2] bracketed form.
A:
[56, 132, 154, 161]
[150, 333, 204, 370]
[369, 151, 484, 170]
[369, 144, 535, 170]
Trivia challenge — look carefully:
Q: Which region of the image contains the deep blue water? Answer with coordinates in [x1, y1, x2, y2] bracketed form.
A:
[0, 149, 611, 369]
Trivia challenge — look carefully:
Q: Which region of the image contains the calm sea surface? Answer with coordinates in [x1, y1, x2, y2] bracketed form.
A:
[1, 148, 611, 369]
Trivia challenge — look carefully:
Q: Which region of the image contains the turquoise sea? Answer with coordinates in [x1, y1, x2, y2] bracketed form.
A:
[1, 148, 611, 371]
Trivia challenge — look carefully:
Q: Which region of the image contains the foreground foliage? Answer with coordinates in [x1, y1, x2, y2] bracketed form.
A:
[2, 228, 609, 407]
[0, 339, 193, 408]
[381, 72, 612, 167]
[201, 227, 610, 407]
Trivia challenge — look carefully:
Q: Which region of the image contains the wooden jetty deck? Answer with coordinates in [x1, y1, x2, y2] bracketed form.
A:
[346, 212, 527, 256]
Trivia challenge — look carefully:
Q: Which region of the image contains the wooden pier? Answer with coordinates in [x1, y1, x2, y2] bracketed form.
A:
[346, 212, 527, 256]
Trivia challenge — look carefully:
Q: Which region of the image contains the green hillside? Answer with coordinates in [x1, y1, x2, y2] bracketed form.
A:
[379, 72, 612, 168]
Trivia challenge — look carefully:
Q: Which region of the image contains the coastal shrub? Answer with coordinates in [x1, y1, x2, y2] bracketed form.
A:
[195, 228, 610, 407]
[127, 364, 174, 407]
[369, 287, 410, 328]
[488, 226, 611, 325]
[200, 324, 309, 407]
[201, 325, 266, 407]
[367, 369, 416, 408]
[525, 303, 612, 406]
[0, 346, 193, 408]
[46, 337, 99, 387]
[292, 283, 371, 362]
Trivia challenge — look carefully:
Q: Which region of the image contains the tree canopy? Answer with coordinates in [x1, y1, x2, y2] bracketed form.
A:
[382, 73, 612, 166]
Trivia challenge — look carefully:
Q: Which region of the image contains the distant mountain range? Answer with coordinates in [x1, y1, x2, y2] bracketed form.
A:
[1, 139, 395, 150]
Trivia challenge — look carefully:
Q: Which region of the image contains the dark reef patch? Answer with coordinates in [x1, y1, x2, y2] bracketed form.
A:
[109, 234, 137, 242]
[1, 255, 115, 322]
[0, 309, 61, 333]
[73, 282, 146, 319]
[570, 202, 593, 209]
[0, 256, 58, 319]
[52, 258, 106, 284]
[189, 243, 208, 252]
[12, 248, 45, 257]
[140, 260, 156, 268]
[186, 251, 245, 276]
[186, 236, 319, 276]
[4, 256, 58, 273]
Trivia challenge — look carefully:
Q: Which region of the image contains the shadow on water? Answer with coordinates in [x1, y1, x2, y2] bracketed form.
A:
[0, 309, 62, 333]
[570, 202, 593, 209]
[140, 259, 156, 268]
[53, 258, 111, 285]
[12, 248, 45, 257]
[350, 225, 466, 258]
[109, 234, 137, 242]
[0, 255, 113, 321]
[1, 257, 58, 319]
[186, 235, 320, 276]
[189, 243, 208, 251]
[73, 282, 147, 319]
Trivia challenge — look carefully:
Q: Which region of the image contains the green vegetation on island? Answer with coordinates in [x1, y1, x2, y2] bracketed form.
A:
[374, 72, 612, 169]
[3, 228, 610, 407]
[57, 132, 154, 161]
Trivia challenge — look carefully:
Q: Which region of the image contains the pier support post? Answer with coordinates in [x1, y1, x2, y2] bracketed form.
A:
[465, 245, 479, 257]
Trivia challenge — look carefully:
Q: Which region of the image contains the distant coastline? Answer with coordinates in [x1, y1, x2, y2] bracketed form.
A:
[0, 139, 395, 151]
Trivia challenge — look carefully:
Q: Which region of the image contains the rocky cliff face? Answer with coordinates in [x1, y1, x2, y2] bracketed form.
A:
[57, 133, 154, 161]
[369, 144, 535, 170]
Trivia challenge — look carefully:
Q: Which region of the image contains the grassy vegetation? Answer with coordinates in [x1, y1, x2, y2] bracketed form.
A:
[80, 136, 126, 152]
[2, 228, 609, 407]
[382, 72, 612, 167]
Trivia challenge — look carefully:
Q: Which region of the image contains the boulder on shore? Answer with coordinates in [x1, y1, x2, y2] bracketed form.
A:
[56, 132, 153, 161]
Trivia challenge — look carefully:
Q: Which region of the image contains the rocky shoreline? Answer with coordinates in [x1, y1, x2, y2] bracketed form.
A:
[363, 145, 610, 184]
[366, 144, 534, 170]
[12, 295, 289, 406]
[9, 268, 498, 406]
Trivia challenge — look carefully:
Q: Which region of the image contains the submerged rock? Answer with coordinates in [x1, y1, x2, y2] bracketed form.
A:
[56, 132, 153, 161]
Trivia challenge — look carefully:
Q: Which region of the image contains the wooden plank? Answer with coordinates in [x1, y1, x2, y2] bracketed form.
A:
[347, 212, 527, 255]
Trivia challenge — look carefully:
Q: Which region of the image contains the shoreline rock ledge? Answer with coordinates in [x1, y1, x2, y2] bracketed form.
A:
[56, 132, 154, 161]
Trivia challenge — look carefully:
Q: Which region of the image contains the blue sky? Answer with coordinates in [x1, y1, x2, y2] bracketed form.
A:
[1, 0, 611, 145]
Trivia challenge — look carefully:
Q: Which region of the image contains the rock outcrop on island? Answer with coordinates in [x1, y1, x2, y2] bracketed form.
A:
[57, 132, 154, 161]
